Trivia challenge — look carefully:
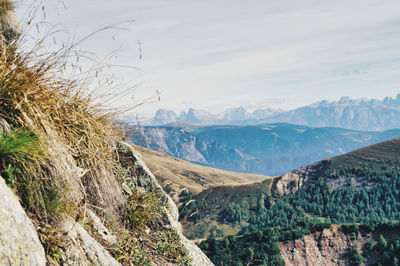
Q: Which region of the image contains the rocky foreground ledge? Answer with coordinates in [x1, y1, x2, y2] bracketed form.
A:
[0, 141, 213, 265]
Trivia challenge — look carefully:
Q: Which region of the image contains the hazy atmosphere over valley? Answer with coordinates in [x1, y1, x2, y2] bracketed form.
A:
[1, 1, 400, 265]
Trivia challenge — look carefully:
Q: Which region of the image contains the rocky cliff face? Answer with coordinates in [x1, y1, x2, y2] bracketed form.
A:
[118, 142, 213, 266]
[273, 160, 331, 197]
[0, 141, 213, 265]
[278, 225, 367, 266]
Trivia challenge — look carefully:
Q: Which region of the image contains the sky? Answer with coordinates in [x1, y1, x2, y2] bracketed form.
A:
[15, 0, 400, 117]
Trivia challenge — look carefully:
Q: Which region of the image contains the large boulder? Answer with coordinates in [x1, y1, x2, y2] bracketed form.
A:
[0, 177, 46, 265]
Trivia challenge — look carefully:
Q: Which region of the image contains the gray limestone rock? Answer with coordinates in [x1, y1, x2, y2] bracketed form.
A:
[0, 177, 46, 266]
[61, 217, 121, 266]
[86, 209, 117, 245]
[117, 141, 214, 266]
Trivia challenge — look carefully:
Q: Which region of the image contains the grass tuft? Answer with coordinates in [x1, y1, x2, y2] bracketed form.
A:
[125, 186, 164, 230]
[0, 0, 14, 17]
[0, 1, 126, 218]
[0, 2, 192, 264]
[0, 128, 41, 159]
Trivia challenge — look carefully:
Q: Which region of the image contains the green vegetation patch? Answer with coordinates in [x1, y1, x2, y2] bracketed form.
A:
[0, 128, 42, 161]
[125, 186, 165, 230]
[0, 128, 64, 218]
[231, 160, 400, 234]
[179, 179, 273, 238]
[97, 186, 192, 265]
[199, 221, 331, 265]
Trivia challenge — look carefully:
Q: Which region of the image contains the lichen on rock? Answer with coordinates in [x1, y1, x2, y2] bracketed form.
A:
[0, 177, 46, 265]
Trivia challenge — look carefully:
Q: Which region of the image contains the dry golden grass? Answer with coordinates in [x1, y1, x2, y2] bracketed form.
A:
[0, 0, 128, 221]
[0, 0, 13, 17]
[0, 2, 192, 264]
[134, 145, 269, 195]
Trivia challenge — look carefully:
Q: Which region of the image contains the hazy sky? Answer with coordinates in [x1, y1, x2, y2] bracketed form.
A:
[16, 0, 400, 116]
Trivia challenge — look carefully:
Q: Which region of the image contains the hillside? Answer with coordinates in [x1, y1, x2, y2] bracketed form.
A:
[134, 145, 268, 197]
[179, 179, 274, 239]
[148, 94, 400, 131]
[132, 123, 400, 176]
[174, 137, 400, 234]
[330, 137, 400, 169]
[275, 137, 400, 196]
[0, 3, 212, 265]
[130, 145, 272, 239]
[200, 222, 400, 265]
[192, 138, 400, 264]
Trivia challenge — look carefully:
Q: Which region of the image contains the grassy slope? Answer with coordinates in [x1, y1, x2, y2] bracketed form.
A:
[330, 137, 400, 169]
[182, 178, 275, 238]
[134, 145, 272, 239]
[134, 145, 269, 195]
[198, 138, 400, 265]
[177, 138, 400, 240]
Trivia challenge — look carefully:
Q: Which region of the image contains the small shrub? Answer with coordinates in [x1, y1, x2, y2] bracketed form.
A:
[125, 187, 164, 229]
[341, 224, 360, 234]
[154, 228, 191, 265]
[363, 241, 374, 252]
[349, 244, 364, 265]
[0, 128, 64, 217]
[38, 224, 66, 264]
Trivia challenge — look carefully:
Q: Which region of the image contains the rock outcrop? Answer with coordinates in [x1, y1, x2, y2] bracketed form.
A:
[278, 225, 367, 266]
[118, 141, 214, 266]
[0, 140, 214, 265]
[61, 218, 120, 266]
[274, 160, 331, 197]
[0, 177, 46, 266]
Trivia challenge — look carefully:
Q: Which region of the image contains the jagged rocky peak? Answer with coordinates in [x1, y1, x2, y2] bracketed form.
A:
[383, 93, 400, 107]
[145, 93, 400, 130]
[338, 96, 352, 104]
[253, 107, 282, 117]
[217, 106, 250, 121]
[152, 108, 178, 125]
[185, 108, 215, 123]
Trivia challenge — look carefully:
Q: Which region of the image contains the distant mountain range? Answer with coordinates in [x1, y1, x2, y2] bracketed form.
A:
[130, 123, 400, 176]
[150, 93, 400, 131]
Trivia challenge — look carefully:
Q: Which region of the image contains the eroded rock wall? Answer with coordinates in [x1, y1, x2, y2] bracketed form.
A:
[279, 225, 367, 266]
[117, 141, 214, 266]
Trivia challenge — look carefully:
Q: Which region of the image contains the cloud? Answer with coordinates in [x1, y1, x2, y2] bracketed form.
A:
[17, 0, 400, 114]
